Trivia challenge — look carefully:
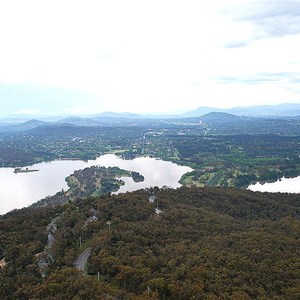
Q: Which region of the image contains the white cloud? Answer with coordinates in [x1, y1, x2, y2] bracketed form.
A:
[14, 108, 40, 115]
[0, 0, 299, 114]
[61, 105, 102, 115]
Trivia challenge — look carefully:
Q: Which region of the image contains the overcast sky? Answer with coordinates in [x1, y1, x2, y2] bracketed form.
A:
[0, 0, 300, 116]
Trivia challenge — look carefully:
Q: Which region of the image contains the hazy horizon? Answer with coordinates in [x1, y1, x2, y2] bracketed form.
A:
[1, 102, 300, 120]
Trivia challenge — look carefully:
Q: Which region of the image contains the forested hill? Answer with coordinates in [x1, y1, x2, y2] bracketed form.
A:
[0, 187, 299, 299]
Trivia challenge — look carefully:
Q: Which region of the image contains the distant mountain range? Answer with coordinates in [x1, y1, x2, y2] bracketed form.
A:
[1, 110, 300, 136]
[182, 103, 300, 118]
[93, 103, 300, 118]
[89, 103, 300, 119]
[93, 111, 178, 119]
[1, 103, 300, 126]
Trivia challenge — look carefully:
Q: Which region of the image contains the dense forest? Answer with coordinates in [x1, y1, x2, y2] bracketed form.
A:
[1, 187, 299, 299]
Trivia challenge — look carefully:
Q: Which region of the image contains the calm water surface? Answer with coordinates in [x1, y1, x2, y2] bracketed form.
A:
[0, 154, 192, 214]
[248, 176, 300, 193]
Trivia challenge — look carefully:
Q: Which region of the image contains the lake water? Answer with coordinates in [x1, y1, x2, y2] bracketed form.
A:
[248, 176, 300, 193]
[0, 154, 192, 215]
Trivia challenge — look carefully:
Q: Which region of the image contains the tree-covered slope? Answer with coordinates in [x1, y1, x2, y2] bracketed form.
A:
[0, 187, 299, 299]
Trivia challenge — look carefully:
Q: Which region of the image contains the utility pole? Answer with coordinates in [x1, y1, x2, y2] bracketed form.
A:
[79, 236, 82, 248]
[106, 221, 112, 232]
[97, 271, 100, 283]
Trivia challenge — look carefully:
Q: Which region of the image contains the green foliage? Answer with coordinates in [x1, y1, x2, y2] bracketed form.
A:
[131, 171, 145, 183]
[1, 187, 299, 299]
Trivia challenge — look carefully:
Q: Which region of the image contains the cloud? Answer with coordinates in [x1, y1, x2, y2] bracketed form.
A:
[221, 0, 300, 46]
[234, 0, 300, 22]
[224, 41, 248, 48]
[14, 108, 40, 115]
[0, 1, 300, 114]
[216, 72, 300, 85]
[61, 105, 99, 115]
[0, 83, 100, 115]
[253, 15, 300, 40]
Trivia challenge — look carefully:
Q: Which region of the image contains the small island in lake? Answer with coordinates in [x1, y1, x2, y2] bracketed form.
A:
[32, 166, 145, 207]
[130, 171, 145, 182]
[14, 167, 39, 174]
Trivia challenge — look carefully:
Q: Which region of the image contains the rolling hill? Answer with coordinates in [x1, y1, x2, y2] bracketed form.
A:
[0, 186, 299, 299]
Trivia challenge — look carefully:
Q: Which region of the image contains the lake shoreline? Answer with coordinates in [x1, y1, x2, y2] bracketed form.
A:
[0, 154, 192, 215]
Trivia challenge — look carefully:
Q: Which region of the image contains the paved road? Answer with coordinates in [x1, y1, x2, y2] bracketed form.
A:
[46, 218, 58, 249]
[74, 248, 91, 272]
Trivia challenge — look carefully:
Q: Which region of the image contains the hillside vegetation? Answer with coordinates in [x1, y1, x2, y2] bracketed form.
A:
[0, 187, 299, 299]
[32, 166, 144, 208]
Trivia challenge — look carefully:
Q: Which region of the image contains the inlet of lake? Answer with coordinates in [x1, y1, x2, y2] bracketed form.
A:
[248, 176, 300, 193]
[0, 154, 192, 215]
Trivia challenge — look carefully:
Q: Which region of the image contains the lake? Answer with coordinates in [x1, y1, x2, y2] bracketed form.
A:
[248, 176, 300, 193]
[0, 154, 192, 215]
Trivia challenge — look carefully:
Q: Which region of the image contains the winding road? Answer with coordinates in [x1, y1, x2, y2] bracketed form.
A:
[74, 248, 91, 272]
